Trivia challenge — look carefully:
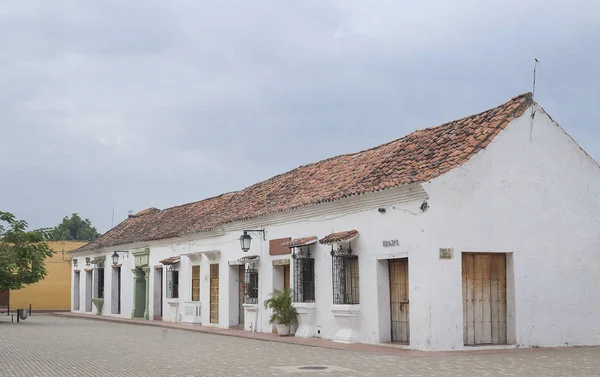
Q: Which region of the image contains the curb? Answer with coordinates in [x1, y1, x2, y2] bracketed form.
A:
[48, 312, 429, 357]
[48, 313, 598, 358]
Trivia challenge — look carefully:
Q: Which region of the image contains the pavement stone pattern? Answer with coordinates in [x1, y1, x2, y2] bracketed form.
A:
[0, 315, 599, 377]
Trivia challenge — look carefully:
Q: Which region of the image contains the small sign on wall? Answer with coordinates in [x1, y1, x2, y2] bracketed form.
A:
[382, 240, 400, 247]
[439, 248, 454, 260]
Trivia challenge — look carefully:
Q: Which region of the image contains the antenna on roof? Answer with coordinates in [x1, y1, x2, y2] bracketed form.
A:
[532, 58, 539, 98]
[112, 207, 115, 228]
[530, 58, 540, 143]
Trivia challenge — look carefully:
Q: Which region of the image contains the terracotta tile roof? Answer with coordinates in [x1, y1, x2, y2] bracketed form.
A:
[159, 256, 180, 265]
[319, 230, 359, 245]
[281, 236, 318, 248]
[238, 255, 260, 263]
[75, 93, 532, 253]
[130, 207, 160, 217]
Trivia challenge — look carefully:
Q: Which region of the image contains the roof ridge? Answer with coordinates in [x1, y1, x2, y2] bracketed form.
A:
[240, 92, 533, 189]
[416, 92, 533, 133]
[136, 191, 240, 215]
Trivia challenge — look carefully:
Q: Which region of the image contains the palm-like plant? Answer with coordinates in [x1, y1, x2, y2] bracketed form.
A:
[263, 288, 298, 326]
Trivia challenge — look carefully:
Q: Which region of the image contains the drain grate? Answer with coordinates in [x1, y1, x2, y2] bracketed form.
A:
[271, 365, 353, 373]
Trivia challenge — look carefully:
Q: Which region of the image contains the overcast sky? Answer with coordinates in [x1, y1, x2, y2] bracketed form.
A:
[1, 1, 598, 233]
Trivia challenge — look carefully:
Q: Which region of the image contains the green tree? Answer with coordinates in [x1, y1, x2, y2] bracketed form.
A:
[49, 213, 100, 241]
[0, 211, 54, 291]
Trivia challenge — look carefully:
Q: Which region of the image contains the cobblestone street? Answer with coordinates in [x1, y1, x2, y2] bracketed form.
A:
[0, 315, 598, 377]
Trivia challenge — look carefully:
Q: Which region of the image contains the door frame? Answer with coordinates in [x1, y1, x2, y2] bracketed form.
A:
[238, 265, 245, 327]
[117, 267, 122, 314]
[85, 270, 93, 312]
[153, 268, 162, 320]
[72, 272, 80, 311]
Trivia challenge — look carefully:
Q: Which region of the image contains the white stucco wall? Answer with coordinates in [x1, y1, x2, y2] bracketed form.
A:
[70, 105, 599, 351]
[422, 106, 600, 350]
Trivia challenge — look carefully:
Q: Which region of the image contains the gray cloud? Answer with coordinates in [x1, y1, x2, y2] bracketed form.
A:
[1, 0, 598, 232]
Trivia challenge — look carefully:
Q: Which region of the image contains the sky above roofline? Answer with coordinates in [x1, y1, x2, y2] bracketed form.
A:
[1, 1, 598, 233]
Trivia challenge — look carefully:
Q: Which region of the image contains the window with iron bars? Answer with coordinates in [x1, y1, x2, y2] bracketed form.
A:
[244, 267, 259, 304]
[93, 267, 105, 299]
[331, 251, 359, 305]
[166, 269, 179, 299]
[293, 247, 315, 303]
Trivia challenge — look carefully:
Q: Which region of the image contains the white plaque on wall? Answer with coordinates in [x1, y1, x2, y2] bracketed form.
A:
[439, 248, 454, 260]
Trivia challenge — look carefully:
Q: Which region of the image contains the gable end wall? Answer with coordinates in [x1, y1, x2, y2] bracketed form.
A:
[422, 106, 600, 350]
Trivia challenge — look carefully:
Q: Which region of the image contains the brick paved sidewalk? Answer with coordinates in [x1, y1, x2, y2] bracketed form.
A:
[50, 312, 589, 359]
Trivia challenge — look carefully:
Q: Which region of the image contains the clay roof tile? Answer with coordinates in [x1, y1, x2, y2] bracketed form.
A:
[75, 93, 532, 253]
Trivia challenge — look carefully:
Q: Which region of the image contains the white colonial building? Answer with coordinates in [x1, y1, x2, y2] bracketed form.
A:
[70, 93, 600, 351]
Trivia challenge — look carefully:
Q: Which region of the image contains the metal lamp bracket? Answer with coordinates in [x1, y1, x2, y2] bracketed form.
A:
[242, 229, 266, 241]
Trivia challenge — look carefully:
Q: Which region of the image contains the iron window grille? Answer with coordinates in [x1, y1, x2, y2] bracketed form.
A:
[244, 267, 259, 304]
[166, 269, 179, 299]
[331, 246, 359, 305]
[292, 246, 315, 303]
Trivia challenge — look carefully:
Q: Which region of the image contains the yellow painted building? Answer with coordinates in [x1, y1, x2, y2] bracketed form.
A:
[9, 241, 87, 311]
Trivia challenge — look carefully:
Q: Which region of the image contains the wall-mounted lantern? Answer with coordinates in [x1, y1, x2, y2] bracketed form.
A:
[85, 257, 90, 266]
[73, 259, 78, 268]
[238, 229, 266, 253]
[111, 251, 129, 265]
[112, 251, 119, 265]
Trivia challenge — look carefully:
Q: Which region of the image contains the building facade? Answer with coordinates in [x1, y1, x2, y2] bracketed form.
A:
[70, 94, 600, 351]
[8, 241, 87, 311]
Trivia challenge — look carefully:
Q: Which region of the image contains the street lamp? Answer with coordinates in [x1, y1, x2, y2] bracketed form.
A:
[111, 251, 129, 265]
[112, 251, 120, 265]
[239, 232, 252, 252]
[238, 229, 266, 252]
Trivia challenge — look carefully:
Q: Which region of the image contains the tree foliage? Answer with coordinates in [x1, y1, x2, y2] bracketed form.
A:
[49, 213, 100, 241]
[0, 211, 54, 291]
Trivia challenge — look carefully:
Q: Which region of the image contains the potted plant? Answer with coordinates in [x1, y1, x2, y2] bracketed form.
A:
[263, 288, 298, 336]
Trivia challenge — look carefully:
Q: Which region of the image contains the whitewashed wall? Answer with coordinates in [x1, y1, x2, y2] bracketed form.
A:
[71, 255, 135, 318]
[422, 107, 600, 350]
[70, 105, 600, 351]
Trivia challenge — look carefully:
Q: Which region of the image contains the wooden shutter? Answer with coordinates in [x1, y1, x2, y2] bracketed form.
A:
[191, 266, 200, 301]
[210, 264, 219, 324]
[389, 259, 409, 343]
[462, 253, 507, 345]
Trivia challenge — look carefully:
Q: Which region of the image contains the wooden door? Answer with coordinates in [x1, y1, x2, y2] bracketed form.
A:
[210, 264, 219, 324]
[191, 266, 200, 302]
[283, 265, 290, 290]
[462, 253, 507, 345]
[389, 259, 409, 343]
[0, 290, 9, 311]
